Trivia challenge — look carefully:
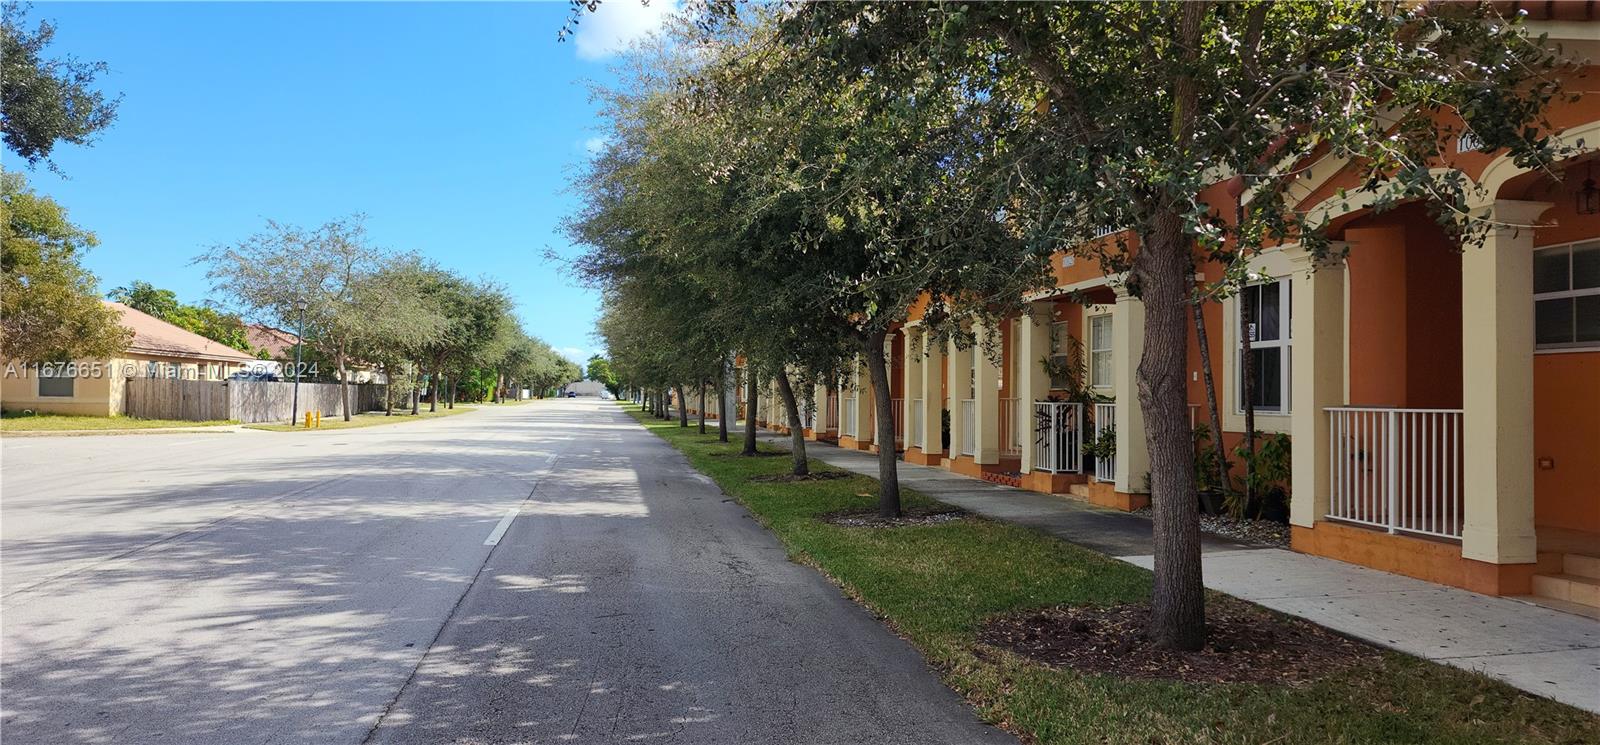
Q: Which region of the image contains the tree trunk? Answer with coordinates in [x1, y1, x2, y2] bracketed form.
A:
[715, 373, 729, 443]
[1193, 299, 1231, 494]
[698, 382, 707, 435]
[676, 384, 689, 427]
[337, 352, 352, 421]
[1138, 209, 1207, 652]
[429, 370, 439, 413]
[411, 362, 420, 415]
[861, 330, 901, 517]
[448, 377, 457, 409]
[742, 364, 759, 455]
[775, 370, 809, 477]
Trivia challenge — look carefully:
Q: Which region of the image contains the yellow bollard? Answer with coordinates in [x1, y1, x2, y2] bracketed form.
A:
[315, 410, 322, 428]
[304, 411, 313, 428]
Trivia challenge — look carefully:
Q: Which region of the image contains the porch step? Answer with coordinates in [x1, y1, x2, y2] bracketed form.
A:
[1530, 572, 1600, 609]
[1562, 552, 1600, 581]
[1067, 483, 1091, 499]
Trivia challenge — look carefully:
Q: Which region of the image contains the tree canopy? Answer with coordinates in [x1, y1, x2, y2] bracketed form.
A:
[0, 2, 121, 172]
[1, 171, 128, 362]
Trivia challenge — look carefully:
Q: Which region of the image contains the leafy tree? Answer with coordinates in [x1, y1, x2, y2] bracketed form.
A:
[684, 10, 1027, 504]
[1, 3, 121, 171]
[1, 171, 128, 361]
[413, 270, 514, 411]
[585, 354, 620, 397]
[107, 280, 253, 352]
[198, 215, 389, 421]
[345, 253, 448, 414]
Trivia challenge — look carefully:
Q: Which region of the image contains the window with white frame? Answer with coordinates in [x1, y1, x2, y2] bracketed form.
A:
[1533, 239, 1600, 350]
[1088, 314, 1112, 388]
[1237, 279, 1291, 413]
[1048, 321, 1071, 389]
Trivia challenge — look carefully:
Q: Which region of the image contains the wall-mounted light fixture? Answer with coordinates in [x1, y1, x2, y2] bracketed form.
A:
[1578, 160, 1599, 216]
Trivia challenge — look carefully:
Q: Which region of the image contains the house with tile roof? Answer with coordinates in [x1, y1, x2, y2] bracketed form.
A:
[1, 301, 262, 416]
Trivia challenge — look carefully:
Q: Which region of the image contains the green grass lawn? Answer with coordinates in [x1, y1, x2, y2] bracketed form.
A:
[0, 412, 235, 432]
[243, 406, 470, 431]
[626, 404, 1599, 745]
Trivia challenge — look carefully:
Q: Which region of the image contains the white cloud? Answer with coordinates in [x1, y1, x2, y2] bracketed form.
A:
[573, 0, 677, 61]
[584, 136, 608, 154]
[558, 347, 594, 365]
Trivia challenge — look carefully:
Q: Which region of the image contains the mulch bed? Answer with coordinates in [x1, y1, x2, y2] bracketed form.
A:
[1133, 508, 1291, 548]
[822, 505, 971, 528]
[749, 471, 855, 483]
[709, 450, 787, 458]
[978, 601, 1380, 685]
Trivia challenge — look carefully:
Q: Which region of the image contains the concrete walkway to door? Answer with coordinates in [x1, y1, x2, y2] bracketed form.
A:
[739, 426, 1600, 714]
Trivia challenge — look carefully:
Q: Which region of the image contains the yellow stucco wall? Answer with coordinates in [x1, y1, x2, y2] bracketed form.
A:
[2, 354, 252, 417]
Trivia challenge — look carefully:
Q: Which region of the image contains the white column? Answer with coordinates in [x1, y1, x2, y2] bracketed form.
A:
[1289, 249, 1347, 529]
[1460, 200, 1548, 565]
[1017, 301, 1051, 473]
[849, 357, 873, 444]
[903, 327, 923, 448]
[946, 337, 974, 459]
[918, 333, 944, 457]
[1112, 288, 1149, 492]
[972, 321, 1002, 464]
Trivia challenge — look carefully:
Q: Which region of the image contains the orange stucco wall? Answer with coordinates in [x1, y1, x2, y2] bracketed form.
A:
[1293, 523, 1534, 596]
[1342, 205, 1463, 409]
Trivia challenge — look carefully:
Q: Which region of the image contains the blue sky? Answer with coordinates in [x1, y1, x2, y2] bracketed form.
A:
[10, 1, 674, 364]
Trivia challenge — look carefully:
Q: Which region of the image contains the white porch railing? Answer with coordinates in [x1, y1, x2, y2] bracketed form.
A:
[909, 397, 924, 449]
[959, 399, 976, 457]
[1327, 407, 1464, 540]
[890, 398, 905, 447]
[841, 396, 858, 438]
[1033, 401, 1084, 473]
[999, 397, 1022, 457]
[1093, 402, 1116, 482]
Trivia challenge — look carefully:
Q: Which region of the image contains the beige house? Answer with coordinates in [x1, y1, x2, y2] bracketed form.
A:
[1, 302, 262, 416]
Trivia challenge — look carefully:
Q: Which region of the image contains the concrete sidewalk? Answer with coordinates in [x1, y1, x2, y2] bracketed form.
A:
[743, 426, 1600, 715]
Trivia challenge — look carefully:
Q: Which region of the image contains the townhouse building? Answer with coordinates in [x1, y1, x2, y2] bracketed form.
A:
[791, 16, 1598, 613]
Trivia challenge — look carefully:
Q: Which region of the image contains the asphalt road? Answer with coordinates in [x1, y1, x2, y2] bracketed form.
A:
[1, 399, 1013, 745]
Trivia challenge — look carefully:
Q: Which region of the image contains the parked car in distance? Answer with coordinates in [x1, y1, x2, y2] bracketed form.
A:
[566, 391, 577, 398]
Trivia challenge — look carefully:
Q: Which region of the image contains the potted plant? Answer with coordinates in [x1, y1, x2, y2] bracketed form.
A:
[1081, 422, 1116, 472]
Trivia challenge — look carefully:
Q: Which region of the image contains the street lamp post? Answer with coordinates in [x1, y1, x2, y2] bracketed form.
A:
[290, 299, 308, 426]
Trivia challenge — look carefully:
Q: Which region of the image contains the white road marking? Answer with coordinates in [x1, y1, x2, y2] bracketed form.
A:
[483, 508, 519, 546]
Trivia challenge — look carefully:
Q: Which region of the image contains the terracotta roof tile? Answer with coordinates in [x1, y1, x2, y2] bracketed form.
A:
[107, 301, 259, 363]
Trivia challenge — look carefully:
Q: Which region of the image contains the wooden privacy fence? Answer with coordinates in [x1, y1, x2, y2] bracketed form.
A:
[124, 378, 387, 423]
